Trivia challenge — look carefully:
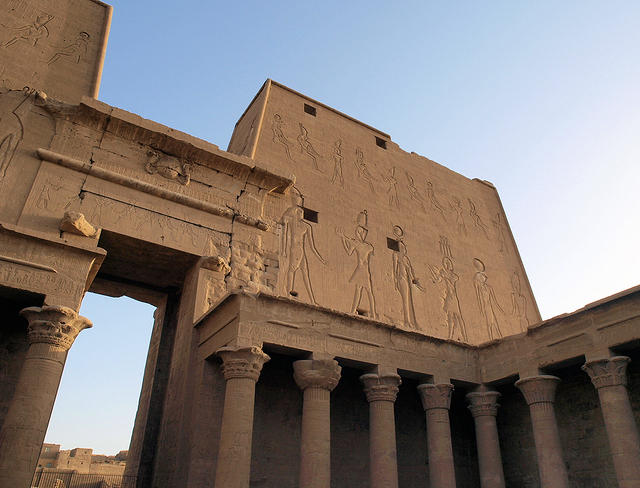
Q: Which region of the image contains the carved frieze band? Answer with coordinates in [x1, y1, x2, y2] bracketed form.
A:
[293, 359, 341, 391]
[515, 375, 560, 406]
[36, 148, 269, 230]
[360, 373, 401, 403]
[217, 346, 270, 381]
[417, 383, 454, 411]
[582, 356, 630, 389]
[466, 390, 501, 417]
[20, 305, 92, 349]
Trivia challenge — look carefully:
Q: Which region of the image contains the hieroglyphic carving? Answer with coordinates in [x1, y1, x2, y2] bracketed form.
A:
[468, 199, 489, 239]
[145, 149, 191, 186]
[0, 87, 40, 177]
[353, 147, 375, 192]
[227, 235, 268, 295]
[492, 212, 509, 254]
[449, 196, 467, 235]
[337, 210, 377, 317]
[296, 123, 321, 171]
[1, 13, 54, 48]
[330, 139, 344, 187]
[280, 204, 326, 304]
[271, 113, 293, 160]
[473, 258, 503, 340]
[405, 171, 425, 211]
[510, 271, 529, 329]
[383, 166, 399, 207]
[429, 256, 467, 342]
[391, 226, 424, 329]
[426, 180, 447, 221]
[47, 31, 90, 65]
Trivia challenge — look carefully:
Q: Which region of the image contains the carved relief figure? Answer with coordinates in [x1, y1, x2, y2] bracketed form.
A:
[145, 149, 192, 186]
[337, 210, 377, 317]
[47, 31, 90, 65]
[354, 147, 375, 192]
[331, 139, 344, 187]
[492, 212, 509, 253]
[281, 205, 326, 304]
[426, 180, 447, 221]
[1, 14, 54, 48]
[510, 271, 530, 329]
[296, 123, 321, 171]
[468, 199, 490, 239]
[271, 113, 293, 160]
[391, 227, 424, 329]
[439, 235, 452, 259]
[383, 166, 399, 207]
[405, 171, 425, 211]
[429, 256, 467, 342]
[0, 89, 31, 177]
[473, 258, 503, 340]
[450, 196, 467, 235]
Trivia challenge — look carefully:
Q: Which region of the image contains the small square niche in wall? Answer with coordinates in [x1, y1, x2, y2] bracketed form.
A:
[376, 136, 387, 149]
[304, 103, 317, 116]
[302, 207, 318, 223]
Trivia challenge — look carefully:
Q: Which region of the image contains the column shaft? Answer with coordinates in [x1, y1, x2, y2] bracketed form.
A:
[417, 383, 456, 488]
[583, 357, 640, 488]
[516, 375, 568, 488]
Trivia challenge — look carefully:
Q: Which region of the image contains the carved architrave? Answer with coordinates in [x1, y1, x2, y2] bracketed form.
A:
[582, 356, 630, 389]
[417, 383, 454, 411]
[20, 305, 92, 350]
[515, 375, 560, 406]
[360, 373, 401, 403]
[217, 346, 270, 381]
[466, 390, 501, 417]
[293, 359, 341, 391]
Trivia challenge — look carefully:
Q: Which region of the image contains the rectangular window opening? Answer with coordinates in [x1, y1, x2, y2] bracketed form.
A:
[304, 103, 317, 117]
[302, 207, 318, 223]
[376, 136, 387, 149]
[386, 237, 400, 252]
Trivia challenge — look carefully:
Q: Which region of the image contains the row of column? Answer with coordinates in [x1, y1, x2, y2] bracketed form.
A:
[213, 348, 640, 488]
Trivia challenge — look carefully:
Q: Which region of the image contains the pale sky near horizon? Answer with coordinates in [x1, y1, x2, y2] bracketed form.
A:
[45, 0, 639, 454]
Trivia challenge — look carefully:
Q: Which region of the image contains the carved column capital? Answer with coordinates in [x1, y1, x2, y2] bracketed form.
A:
[466, 390, 501, 417]
[582, 356, 630, 389]
[417, 383, 454, 411]
[360, 373, 401, 403]
[20, 305, 92, 350]
[217, 346, 270, 381]
[293, 359, 341, 391]
[515, 375, 560, 406]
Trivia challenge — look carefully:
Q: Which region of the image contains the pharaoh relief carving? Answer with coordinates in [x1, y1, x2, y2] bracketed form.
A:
[473, 258, 503, 341]
[428, 237, 467, 342]
[450, 196, 467, 235]
[145, 149, 192, 186]
[280, 202, 326, 305]
[47, 31, 90, 65]
[330, 139, 344, 187]
[383, 167, 399, 207]
[1, 13, 54, 48]
[0, 88, 36, 177]
[296, 123, 322, 171]
[354, 147, 376, 192]
[510, 271, 530, 329]
[390, 225, 424, 329]
[405, 171, 426, 211]
[426, 180, 447, 221]
[468, 199, 490, 239]
[337, 210, 377, 318]
[271, 113, 293, 161]
[492, 212, 509, 254]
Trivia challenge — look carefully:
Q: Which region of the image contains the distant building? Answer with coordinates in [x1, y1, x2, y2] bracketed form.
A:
[35, 444, 127, 476]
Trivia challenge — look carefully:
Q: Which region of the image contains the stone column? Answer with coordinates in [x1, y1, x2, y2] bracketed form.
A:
[515, 375, 569, 488]
[0, 305, 92, 488]
[214, 346, 270, 488]
[582, 356, 640, 488]
[293, 359, 341, 488]
[417, 383, 456, 488]
[466, 389, 506, 488]
[360, 373, 401, 488]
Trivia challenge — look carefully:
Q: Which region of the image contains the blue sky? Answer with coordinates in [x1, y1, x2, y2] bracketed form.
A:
[46, 0, 639, 454]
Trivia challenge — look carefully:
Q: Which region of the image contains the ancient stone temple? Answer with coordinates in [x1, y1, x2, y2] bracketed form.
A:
[1, 1, 639, 487]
